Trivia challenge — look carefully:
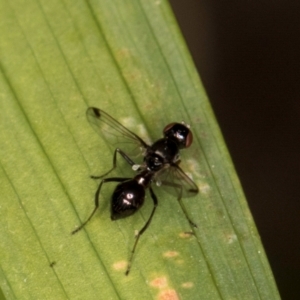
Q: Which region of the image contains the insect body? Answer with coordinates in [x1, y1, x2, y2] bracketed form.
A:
[72, 107, 198, 275]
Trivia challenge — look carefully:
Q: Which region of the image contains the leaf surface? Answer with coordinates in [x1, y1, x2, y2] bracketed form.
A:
[0, 0, 280, 299]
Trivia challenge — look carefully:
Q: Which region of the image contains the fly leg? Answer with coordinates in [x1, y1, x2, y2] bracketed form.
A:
[125, 187, 158, 275]
[91, 148, 137, 179]
[161, 180, 197, 228]
[72, 177, 130, 234]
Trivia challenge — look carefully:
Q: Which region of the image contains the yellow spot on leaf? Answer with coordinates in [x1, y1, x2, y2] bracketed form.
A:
[113, 260, 127, 271]
[163, 251, 179, 258]
[158, 289, 179, 300]
[181, 282, 194, 288]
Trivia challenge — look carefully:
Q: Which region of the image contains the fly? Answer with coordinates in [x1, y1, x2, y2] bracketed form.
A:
[72, 107, 199, 275]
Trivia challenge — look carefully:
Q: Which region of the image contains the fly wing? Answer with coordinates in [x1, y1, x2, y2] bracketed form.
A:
[87, 107, 149, 154]
[157, 164, 199, 198]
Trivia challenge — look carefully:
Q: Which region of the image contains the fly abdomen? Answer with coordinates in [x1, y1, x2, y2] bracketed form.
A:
[111, 180, 145, 220]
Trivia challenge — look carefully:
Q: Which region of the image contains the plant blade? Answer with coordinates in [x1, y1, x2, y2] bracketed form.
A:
[0, 0, 280, 299]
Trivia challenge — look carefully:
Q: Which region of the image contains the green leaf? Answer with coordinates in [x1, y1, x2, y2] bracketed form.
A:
[0, 0, 280, 299]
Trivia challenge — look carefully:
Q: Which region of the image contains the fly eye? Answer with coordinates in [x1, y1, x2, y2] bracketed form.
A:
[163, 122, 177, 134]
[163, 122, 193, 149]
[184, 130, 193, 148]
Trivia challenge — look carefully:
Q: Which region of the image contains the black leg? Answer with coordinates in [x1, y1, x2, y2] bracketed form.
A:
[91, 148, 137, 179]
[72, 177, 129, 234]
[161, 180, 197, 228]
[125, 187, 158, 276]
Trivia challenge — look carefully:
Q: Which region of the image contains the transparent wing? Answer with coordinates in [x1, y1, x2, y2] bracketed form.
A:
[157, 163, 199, 198]
[86, 107, 149, 154]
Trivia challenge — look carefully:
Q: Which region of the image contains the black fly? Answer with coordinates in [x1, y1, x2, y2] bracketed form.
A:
[72, 107, 198, 275]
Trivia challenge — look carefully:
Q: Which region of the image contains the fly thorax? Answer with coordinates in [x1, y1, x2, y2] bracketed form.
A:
[151, 138, 180, 163]
[144, 152, 164, 172]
